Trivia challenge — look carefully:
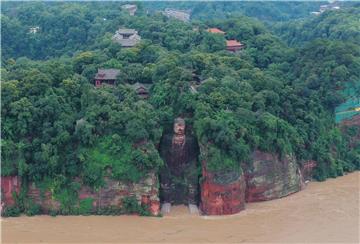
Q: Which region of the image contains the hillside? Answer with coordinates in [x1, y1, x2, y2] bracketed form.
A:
[1, 2, 359, 217]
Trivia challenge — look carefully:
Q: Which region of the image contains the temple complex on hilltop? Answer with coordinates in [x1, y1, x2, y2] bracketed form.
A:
[162, 8, 190, 22]
[112, 28, 141, 47]
[130, 82, 152, 99]
[207, 27, 245, 52]
[94, 69, 120, 87]
[122, 4, 137, 16]
[311, 0, 340, 15]
[226, 40, 245, 52]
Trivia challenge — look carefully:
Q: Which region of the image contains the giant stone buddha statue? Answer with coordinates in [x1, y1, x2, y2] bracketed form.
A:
[159, 117, 199, 213]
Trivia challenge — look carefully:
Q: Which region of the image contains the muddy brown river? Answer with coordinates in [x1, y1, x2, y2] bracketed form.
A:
[1, 172, 359, 243]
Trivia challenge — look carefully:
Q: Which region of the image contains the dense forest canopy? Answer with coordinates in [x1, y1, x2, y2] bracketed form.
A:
[274, 5, 360, 46]
[1, 2, 359, 213]
[142, 1, 324, 21]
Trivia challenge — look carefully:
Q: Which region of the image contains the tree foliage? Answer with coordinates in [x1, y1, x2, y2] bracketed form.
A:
[1, 2, 359, 197]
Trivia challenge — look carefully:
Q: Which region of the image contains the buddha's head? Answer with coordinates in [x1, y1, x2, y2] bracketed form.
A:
[173, 117, 185, 136]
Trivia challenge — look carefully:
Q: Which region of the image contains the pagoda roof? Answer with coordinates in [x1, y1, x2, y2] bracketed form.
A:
[95, 69, 120, 80]
[226, 40, 243, 47]
[116, 28, 137, 35]
[207, 28, 225, 34]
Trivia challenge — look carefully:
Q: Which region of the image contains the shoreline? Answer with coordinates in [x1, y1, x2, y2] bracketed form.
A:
[2, 171, 359, 243]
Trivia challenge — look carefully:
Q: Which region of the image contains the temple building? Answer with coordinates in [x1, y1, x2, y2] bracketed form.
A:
[207, 28, 225, 34]
[313, 1, 341, 15]
[29, 26, 40, 34]
[162, 8, 190, 22]
[112, 28, 141, 47]
[130, 82, 152, 99]
[121, 4, 137, 16]
[94, 69, 120, 87]
[226, 40, 245, 52]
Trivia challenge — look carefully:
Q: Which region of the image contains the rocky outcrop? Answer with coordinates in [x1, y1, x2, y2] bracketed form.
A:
[1, 176, 21, 207]
[78, 173, 159, 213]
[27, 183, 61, 213]
[300, 160, 317, 183]
[1, 150, 315, 216]
[245, 151, 302, 202]
[199, 148, 303, 215]
[200, 161, 246, 215]
[2, 173, 160, 215]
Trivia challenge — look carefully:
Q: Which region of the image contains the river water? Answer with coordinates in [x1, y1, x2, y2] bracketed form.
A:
[1, 172, 359, 243]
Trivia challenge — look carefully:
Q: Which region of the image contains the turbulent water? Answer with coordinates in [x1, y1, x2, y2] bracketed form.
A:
[2, 172, 359, 243]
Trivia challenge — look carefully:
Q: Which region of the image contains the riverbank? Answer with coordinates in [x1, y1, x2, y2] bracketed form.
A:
[1, 172, 359, 243]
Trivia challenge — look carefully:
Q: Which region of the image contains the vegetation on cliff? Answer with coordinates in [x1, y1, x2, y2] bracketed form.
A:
[1, 2, 359, 215]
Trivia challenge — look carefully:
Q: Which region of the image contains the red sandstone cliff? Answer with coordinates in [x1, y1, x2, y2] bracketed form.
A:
[200, 161, 246, 215]
[1, 176, 21, 207]
[245, 151, 302, 202]
[1, 173, 160, 216]
[300, 160, 317, 183]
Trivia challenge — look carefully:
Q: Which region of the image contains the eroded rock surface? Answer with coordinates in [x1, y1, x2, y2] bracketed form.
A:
[1, 176, 21, 207]
[245, 150, 302, 202]
[300, 160, 317, 183]
[200, 162, 246, 215]
[2, 173, 160, 215]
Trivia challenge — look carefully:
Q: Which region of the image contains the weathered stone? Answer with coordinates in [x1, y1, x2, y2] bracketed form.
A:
[1, 176, 21, 207]
[245, 150, 302, 202]
[161, 202, 171, 215]
[188, 203, 200, 215]
[1, 172, 160, 216]
[159, 118, 199, 205]
[200, 161, 246, 215]
[27, 183, 60, 213]
[300, 160, 317, 183]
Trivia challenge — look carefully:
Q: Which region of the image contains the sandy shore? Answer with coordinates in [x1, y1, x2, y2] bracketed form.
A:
[1, 172, 359, 243]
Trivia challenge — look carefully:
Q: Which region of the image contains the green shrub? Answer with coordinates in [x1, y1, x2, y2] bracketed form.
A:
[96, 206, 123, 215]
[205, 145, 240, 173]
[122, 196, 151, 216]
[49, 209, 59, 217]
[82, 136, 163, 184]
[122, 196, 142, 214]
[2, 206, 21, 217]
[78, 198, 94, 215]
[55, 187, 79, 215]
[25, 200, 41, 216]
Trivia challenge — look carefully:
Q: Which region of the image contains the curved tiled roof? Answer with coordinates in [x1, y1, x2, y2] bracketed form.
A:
[226, 40, 243, 47]
[207, 28, 225, 34]
[95, 69, 120, 80]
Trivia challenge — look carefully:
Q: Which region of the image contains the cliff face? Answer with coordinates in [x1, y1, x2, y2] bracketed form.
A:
[245, 150, 302, 202]
[300, 160, 317, 183]
[200, 163, 246, 215]
[1, 176, 21, 207]
[2, 173, 160, 216]
[198, 144, 305, 215]
[78, 173, 160, 214]
[2, 150, 316, 216]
